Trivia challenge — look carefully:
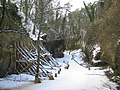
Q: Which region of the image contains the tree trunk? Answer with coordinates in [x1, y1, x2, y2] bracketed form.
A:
[0, 0, 6, 28]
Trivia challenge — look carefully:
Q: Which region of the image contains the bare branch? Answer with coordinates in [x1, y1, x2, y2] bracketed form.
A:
[43, 0, 52, 9]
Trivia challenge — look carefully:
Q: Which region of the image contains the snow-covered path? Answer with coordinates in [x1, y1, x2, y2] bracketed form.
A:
[11, 51, 116, 90]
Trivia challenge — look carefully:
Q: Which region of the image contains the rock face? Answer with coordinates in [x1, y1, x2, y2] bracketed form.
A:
[0, 32, 30, 77]
[43, 39, 64, 58]
[0, 48, 11, 77]
[0, 32, 16, 77]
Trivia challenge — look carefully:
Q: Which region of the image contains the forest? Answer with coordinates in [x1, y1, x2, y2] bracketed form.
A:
[0, 0, 120, 89]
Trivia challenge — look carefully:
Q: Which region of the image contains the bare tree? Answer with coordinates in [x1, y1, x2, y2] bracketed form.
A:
[34, 0, 53, 83]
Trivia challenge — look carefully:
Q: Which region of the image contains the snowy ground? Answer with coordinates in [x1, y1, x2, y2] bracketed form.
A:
[0, 49, 117, 90]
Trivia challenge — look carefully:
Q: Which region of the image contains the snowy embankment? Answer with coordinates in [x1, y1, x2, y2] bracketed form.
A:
[0, 49, 117, 90]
